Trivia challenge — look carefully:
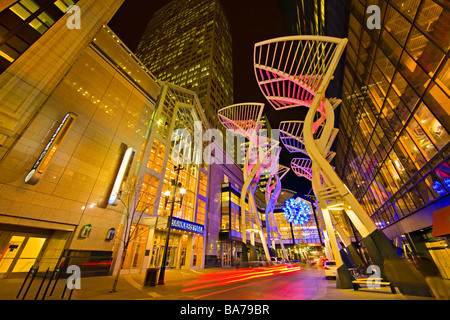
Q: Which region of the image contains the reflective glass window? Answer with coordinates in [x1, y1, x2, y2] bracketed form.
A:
[383, 4, 411, 46]
[415, 0, 450, 52]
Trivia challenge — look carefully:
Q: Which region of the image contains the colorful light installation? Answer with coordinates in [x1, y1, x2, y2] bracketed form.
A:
[283, 197, 313, 226]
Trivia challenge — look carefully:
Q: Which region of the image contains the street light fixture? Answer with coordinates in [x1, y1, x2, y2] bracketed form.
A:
[158, 164, 185, 285]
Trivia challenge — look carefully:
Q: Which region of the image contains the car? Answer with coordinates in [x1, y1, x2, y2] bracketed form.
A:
[324, 260, 337, 279]
[270, 257, 283, 265]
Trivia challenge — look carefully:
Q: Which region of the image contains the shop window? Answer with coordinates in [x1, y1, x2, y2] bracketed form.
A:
[122, 224, 150, 270]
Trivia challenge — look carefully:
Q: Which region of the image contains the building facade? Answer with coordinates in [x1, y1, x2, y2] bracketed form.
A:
[134, 0, 234, 131]
[0, 0, 216, 278]
[0, 0, 133, 279]
[335, 0, 450, 279]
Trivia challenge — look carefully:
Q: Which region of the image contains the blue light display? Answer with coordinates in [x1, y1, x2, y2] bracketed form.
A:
[433, 179, 449, 196]
[283, 197, 313, 226]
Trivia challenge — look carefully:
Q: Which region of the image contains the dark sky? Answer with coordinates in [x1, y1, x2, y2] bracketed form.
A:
[108, 0, 312, 197]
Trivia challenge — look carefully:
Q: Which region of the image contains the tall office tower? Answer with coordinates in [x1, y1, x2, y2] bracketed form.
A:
[135, 0, 234, 131]
[335, 0, 450, 274]
[275, 0, 348, 99]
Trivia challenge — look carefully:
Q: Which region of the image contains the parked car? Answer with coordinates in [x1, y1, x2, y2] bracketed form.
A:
[270, 257, 283, 265]
[324, 260, 337, 279]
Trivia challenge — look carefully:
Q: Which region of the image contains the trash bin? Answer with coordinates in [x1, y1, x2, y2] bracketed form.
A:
[144, 268, 159, 286]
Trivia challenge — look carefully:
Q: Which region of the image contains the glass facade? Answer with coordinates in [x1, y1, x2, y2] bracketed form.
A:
[0, 0, 79, 73]
[135, 0, 233, 130]
[335, 0, 450, 229]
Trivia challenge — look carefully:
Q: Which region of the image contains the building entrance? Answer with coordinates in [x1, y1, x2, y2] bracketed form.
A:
[0, 232, 48, 278]
[222, 243, 231, 267]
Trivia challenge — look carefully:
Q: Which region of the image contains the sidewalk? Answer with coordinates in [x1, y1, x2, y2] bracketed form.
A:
[1, 265, 448, 300]
[0, 267, 231, 300]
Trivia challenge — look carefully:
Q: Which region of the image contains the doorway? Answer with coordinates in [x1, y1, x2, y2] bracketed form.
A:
[0, 233, 48, 278]
[222, 243, 231, 267]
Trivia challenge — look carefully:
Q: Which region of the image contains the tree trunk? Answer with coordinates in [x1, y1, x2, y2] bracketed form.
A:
[111, 245, 127, 292]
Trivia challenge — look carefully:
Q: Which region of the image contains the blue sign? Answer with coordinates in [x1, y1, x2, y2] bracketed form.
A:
[171, 217, 204, 235]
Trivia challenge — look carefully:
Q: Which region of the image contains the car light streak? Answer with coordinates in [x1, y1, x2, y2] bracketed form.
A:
[181, 265, 302, 293]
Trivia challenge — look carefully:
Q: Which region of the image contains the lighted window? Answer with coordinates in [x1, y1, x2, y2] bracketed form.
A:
[54, 0, 76, 12]
[147, 139, 166, 173]
[137, 174, 160, 214]
[199, 171, 207, 197]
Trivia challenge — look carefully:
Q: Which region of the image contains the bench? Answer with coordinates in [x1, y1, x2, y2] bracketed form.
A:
[352, 278, 397, 294]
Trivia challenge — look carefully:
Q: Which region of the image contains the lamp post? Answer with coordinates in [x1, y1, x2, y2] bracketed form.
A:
[158, 164, 185, 285]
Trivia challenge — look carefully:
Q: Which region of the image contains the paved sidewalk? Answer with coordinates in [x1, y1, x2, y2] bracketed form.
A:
[0, 267, 224, 300]
[0, 265, 448, 301]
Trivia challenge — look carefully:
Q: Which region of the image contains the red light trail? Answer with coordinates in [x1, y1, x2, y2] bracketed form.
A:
[181, 265, 302, 296]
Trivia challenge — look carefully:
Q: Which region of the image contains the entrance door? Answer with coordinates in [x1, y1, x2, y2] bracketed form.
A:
[152, 245, 178, 269]
[222, 244, 231, 267]
[0, 235, 47, 278]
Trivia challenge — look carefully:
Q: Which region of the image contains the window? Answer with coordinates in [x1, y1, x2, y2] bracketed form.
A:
[137, 174, 160, 214]
[147, 139, 166, 173]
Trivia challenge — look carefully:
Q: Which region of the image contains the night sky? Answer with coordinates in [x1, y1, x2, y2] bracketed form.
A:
[108, 0, 312, 197]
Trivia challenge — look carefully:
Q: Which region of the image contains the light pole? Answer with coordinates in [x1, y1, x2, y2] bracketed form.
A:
[158, 164, 185, 285]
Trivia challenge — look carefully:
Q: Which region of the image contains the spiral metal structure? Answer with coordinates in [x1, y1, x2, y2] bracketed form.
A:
[218, 103, 280, 265]
[254, 35, 430, 294]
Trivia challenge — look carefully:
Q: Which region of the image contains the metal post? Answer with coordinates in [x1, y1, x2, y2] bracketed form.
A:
[68, 278, 75, 300]
[16, 266, 34, 299]
[22, 266, 39, 300]
[158, 164, 183, 285]
[42, 266, 59, 300]
[34, 268, 49, 300]
[49, 266, 61, 297]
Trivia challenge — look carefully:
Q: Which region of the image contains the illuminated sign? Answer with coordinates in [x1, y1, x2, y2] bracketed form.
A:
[108, 146, 135, 205]
[25, 112, 77, 185]
[171, 217, 204, 235]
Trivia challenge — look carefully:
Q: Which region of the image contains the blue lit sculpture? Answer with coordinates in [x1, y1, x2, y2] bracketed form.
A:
[283, 197, 313, 226]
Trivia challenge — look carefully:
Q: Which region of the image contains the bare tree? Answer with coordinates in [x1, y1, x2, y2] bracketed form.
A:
[110, 176, 158, 293]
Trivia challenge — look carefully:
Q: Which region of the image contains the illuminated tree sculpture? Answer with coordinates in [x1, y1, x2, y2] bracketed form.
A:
[254, 35, 431, 295]
[265, 164, 290, 260]
[218, 103, 277, 266]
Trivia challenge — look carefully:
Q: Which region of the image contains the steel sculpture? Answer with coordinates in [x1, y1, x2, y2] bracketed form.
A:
[265, 164, 290, 261]
[254, 35, 431, 295]
[218, 103, 275, 266]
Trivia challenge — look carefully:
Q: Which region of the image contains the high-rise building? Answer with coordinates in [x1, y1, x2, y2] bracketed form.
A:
[135, 0, 234, 131]
[335, 0, 450, 278]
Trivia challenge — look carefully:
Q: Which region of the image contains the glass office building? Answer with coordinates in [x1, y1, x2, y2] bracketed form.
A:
[335, 0, 450, 277]
[135, 0, 234, 131]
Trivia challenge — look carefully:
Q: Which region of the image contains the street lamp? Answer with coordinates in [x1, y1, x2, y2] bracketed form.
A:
[158, 164, 185, 285]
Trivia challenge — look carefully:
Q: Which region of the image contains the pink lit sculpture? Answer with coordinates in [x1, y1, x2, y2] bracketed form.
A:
[254, 35, 429, 294]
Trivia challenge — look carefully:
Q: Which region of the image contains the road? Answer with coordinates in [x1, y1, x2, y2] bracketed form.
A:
[139, 264, 434, 300]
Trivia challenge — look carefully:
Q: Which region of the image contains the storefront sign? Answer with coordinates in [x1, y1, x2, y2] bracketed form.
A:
[171, 217, 204, 235]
